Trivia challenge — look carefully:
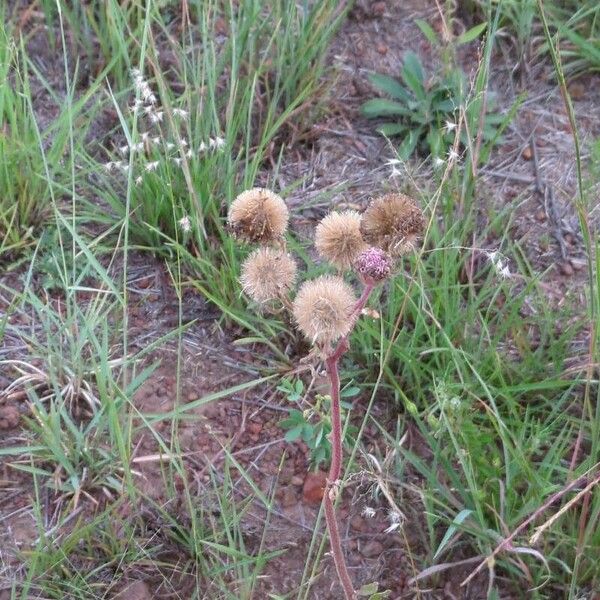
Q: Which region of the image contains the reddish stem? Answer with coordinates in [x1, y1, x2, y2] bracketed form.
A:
[323, 282, 374, 600]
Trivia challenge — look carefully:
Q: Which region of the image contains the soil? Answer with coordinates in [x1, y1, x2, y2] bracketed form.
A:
[1, 0, 598, 598]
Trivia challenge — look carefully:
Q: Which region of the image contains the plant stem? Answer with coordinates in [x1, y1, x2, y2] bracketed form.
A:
[323, 282, 374, 600]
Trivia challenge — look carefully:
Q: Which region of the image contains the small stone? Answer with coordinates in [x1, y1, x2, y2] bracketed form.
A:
[302, 471, 328, 504]
[571, 259, 586, 272]
[559, 261, 574, 277]
[568, 81, 585, 100]
[113, 580, 152, 600]
[291, 475, 304, 486]
[564, 232, 575, 245]
[247, 421, 262, 435]
[360, 539, 384, 558]
[376, 44, 388, 55]
[535, 209, 546, 222]
[371, 1, 385, 16]
[0, 405, 20, 430]
[522, 146, 532, 160]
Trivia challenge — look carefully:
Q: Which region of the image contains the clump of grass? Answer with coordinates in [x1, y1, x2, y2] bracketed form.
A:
[229, 187, 425, 597]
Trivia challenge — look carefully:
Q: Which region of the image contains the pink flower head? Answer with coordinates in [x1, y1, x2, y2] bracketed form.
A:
[354, 247, 392, 283]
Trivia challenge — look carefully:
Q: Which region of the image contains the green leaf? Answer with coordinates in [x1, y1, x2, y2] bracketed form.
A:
[367, 72, 411, 102]
[341, 386, 361, 398]
[284, 424, 304, 442]
[376, 122, 407, 137]
[361, 98, 411, 118]
[398, 127, 423, 160]
[415, 19, 439, 45]
[456, 22, 487, 45]
[401, 52, 426, 100]
[433, 508, 473, 560]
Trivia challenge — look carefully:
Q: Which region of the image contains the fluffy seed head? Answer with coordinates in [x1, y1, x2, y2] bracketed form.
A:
[360, 193, 425, 256]
[292, 275, 356, 347]
[240, 247, 297, 304]
[354, 247, 393, 283]
[315, 210, 367, 270]
[228, 188, 289, 244]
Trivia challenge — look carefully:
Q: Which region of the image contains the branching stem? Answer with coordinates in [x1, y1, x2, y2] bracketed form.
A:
[323, 281, 374, 600]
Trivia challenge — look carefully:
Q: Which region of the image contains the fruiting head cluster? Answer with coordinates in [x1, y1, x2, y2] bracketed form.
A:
[228, 188, 425, 353]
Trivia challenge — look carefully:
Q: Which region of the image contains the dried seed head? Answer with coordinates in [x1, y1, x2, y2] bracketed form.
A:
[240, 247, 297, 304]
[292, 275, 356, 347]
[228, 188, 289, 244]
[315, 210, 367, 270]
[360, 193, 425, 257]
[354, 247, 393, 283]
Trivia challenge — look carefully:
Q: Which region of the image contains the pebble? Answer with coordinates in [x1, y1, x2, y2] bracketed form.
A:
[302, 471, 327, 504]
[372, 1, 385, 16]
[535, 208, 546, 222]
[291, 475, 304, 486]
[559, 261, 574, 277]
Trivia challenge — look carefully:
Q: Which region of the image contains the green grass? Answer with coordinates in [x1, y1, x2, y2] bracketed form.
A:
[1, 0, 600, 599]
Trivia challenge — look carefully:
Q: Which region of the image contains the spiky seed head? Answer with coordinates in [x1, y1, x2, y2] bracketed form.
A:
[240, 247, 297, 304]
[292, 275, 356, 347]
[354, 247, 393, 283]
[315, 210, 367, 270]
[360, 193, 425, 257]
[228, 188, 289, 244]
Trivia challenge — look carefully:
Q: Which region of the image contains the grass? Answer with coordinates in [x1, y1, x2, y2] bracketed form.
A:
[1, 0, 600, 599]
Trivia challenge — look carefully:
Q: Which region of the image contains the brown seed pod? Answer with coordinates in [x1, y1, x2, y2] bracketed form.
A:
[315, 210, 367, 270]
[228, 188, 289, 244]
[292, 275, 356, 347]
[240, 247, 297, 304]
[360, 193, 425, 257]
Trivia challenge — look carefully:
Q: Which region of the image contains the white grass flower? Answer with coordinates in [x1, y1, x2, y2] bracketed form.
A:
[104, 161, 116, 172]
[198, 141, 208, 153]
[447, 148, 460, 163]
[185, 149, 193, 159]
[165, 142, 175, 150]
[145, 161, 159, 172]
[150, 111, 164, 124]
[118, 145, 129, 155]
[362, 506, 376, 518]
[179, 215, 191, 233]
[135, 175, 143, 186]
[151, 136, 160, 145]
[444, 120, 457, 134]
[433, 156, 445, 169]
[144, 106, 153, 115]
[180, 139, 188, 147]
[172, 157, 182, 166]
[173, 108, 188, 118]
[485, 250, 511, 279]
[141, 132, 149, 142]
[132, 142, 144, 152]
[214, 136, 225, 149]
[384, 510, 403, 534]
[120, 163, 130, 173]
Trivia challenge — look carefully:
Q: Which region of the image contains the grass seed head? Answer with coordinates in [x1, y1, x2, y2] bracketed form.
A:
[240, 247, 297, 304]
[354, 247, 393, 283]
[292, 275, 356, 348]
[228, 188, 289, 244]
[315, 210, 367, 270]
[360, 193, 425, 257]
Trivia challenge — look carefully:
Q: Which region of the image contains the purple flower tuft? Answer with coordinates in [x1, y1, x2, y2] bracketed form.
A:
[354, 247, 393, 283]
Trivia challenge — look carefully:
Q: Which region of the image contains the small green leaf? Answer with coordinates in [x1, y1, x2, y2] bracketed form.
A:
[358, 582, 379, 596]
[401, 52, 426, 100]
[367, 72, 411, 102]
[456, 22, 487, 45]
[415, 19, 438, 45]
[284, 424, 304, 442]
[398, 127, 423, 160]
[341, 386, 361, 398]
[361, 98, 411, 118]
[376, 122, 406, 137]
[433, 508, 473, 560]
